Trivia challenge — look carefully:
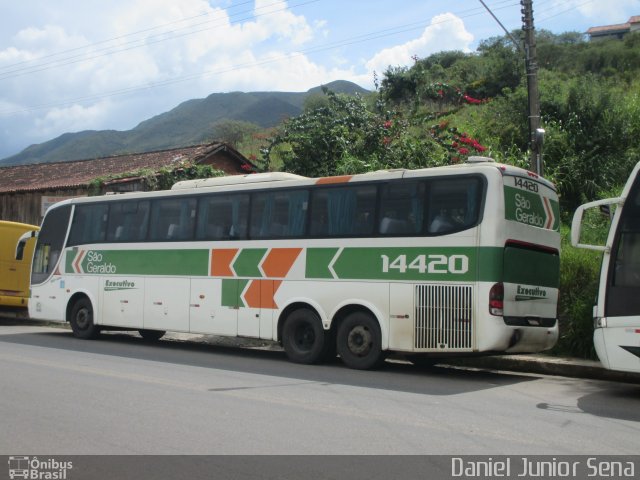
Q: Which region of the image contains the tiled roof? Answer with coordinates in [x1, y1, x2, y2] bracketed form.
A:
[0, 143, 253, 194]
[628, 16, 640, 24]
[587, 23, 630, 35]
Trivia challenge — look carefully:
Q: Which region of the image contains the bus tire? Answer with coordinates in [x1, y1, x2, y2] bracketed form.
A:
[337, 311, 383, 370]
[69, 298, 99, 339]
[139, 329, 165, 341]
[282, 308, 326, 364]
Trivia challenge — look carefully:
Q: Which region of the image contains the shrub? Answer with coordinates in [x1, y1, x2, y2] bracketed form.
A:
[554, 226, 603, 359]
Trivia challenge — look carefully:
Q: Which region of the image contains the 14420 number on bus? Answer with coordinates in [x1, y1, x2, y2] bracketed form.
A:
[381, 254, 469, 275]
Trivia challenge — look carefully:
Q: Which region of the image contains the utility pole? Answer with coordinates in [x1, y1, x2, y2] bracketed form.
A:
[521, 0, 543, 175]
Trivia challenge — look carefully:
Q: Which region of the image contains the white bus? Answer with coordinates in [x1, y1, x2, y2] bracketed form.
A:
[28, 157, 560, 369]
[571, 161, 640, 373]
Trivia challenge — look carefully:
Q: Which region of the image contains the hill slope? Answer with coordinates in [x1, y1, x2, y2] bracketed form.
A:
[1, 80, 368, 166]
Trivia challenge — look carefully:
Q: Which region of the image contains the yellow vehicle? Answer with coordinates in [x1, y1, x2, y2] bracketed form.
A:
[0, 221, 39, 314]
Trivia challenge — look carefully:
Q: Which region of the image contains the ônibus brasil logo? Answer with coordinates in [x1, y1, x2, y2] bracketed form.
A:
[8, 456, 73, 479]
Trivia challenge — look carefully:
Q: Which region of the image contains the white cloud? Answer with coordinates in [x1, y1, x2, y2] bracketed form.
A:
[365, 13, 474, 75]
[551, 0, 639, 25]
[0, 0, 326, 158]
[249, 0, 314, 45]
[198, 49, 357, 92]
[34, 101, 114, 137]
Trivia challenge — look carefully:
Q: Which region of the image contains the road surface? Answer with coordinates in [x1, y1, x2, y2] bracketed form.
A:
[1, 323, 638, 455]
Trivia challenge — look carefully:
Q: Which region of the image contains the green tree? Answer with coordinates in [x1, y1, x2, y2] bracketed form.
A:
[261, 88, 447, 177]
[212, 120, 261, 148]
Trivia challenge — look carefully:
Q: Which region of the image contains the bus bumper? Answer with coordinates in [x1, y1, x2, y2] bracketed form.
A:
[504, 324, 558, 353]
[0, 294, 28, 309]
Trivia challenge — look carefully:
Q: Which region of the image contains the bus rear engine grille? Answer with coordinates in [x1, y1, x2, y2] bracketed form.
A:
[415, 284, 474, 350]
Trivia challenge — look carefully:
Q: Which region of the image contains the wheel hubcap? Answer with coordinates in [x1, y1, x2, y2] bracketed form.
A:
[294, 324, 315, 351]
[76, 308, 90, 329]
[347, 326, 372, 356]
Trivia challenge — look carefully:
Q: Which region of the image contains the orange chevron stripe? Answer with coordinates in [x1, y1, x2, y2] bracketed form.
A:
[210, 248, 238, 277]
[316, 175, 352, 185]
[543, 197, 553, 229]
[73, 250, 85, 273]
[261, 248, 302, 278]
[243, 280, 282, 309]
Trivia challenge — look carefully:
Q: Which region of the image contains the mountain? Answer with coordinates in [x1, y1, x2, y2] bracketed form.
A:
[1, 80, 369, 166]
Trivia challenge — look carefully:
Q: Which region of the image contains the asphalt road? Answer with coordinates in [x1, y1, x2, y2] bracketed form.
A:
[1, 323, 639, 455]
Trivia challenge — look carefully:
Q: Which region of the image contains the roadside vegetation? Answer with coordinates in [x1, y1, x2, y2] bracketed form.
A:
[251, 30, 640, 359]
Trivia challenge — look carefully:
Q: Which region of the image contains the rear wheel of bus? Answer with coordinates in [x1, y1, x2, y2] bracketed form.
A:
[69, 298, 100, 339]
[282, 308, 327, 364]
[337, 311, 383, 370]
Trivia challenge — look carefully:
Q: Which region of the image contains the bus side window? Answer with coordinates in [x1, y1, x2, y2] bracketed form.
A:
[378, 181, 424, 235]
[67, 204, 108, 246]
[250, 190, 308, 239]
[310, 185, 376, 237]
[427, 177, 481, 235]
[106, 201, 149, 242]
[149, 198, 197, 241]
[197, 194, 249, 240]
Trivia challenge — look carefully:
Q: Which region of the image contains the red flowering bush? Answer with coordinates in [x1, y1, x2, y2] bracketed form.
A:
[422, 83, 485, 106]
[429, 120, 488, 162]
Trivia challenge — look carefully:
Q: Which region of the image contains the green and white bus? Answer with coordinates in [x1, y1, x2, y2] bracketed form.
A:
[28, 157, 560, 369]
[572, 161, 640, 373]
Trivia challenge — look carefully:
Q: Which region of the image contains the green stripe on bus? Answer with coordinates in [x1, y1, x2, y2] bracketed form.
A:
[65, 248, 76, 273]
[232, 248, 267, 277]
[64, 246, 557, 288]
[477, 247, 504, 282]
[504, 247, 559, 288]
[306, 247, 505, 282]
[221, 278, 249, 307]
[72, 249, 209, 276]
[504, 186, 559, 231]
[305, 248, 339, 279]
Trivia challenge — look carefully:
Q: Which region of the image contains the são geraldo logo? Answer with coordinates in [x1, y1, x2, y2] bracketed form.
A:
[8, 456, 73, 479]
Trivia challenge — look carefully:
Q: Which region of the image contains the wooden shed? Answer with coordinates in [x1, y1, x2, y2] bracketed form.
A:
[0, 142, 256, 225]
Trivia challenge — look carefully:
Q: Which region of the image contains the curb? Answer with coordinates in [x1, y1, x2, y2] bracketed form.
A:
[4, 317, 640, 384]
[443, 355, 640, 384]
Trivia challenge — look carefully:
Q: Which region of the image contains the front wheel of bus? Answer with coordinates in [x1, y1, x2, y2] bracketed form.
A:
[337, 312, 383, 370]
[70, 298, 99, 339]
[282, 308, 326, 364]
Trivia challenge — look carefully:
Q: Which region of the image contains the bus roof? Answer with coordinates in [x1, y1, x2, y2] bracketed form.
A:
[0, 220, 40, 231]
[45, 157, 555, 211]
[172, 172, 307, 190]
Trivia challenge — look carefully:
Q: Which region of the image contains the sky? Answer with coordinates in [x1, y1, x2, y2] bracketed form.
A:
[0, 0, 638, 160]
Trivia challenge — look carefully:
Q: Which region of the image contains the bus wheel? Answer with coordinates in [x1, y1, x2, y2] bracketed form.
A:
[337, 311, 383, 370]
[139, 329, 166, 341]
[282, 308, 326, 364]
[69, 298, 99, 339]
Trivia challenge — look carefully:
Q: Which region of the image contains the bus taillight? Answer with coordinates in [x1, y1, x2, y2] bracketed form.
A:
[489, 282, 504, 316]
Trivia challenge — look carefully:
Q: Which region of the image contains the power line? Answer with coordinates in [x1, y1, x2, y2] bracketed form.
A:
[0, 0, 519, 81]
[536, 0, 596, 25]
[478, 0, 523, 50]
[0, 0, 320, 80]
[0, 1, 520, 116]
